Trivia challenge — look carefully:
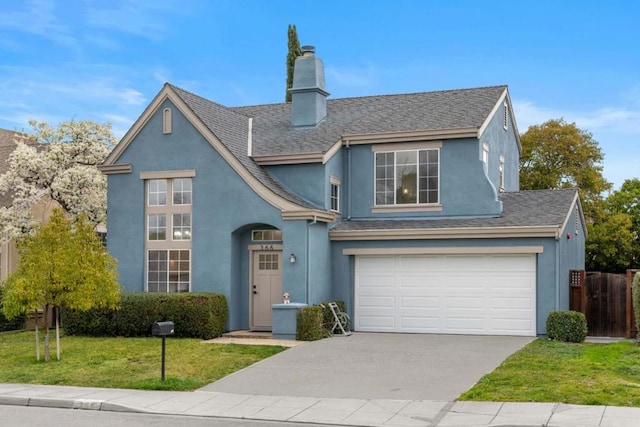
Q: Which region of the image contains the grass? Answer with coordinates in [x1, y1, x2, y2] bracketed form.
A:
[0, 330, 287, 391]
[459, 338, 640, 407]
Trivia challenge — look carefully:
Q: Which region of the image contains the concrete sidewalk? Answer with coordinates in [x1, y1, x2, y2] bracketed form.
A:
[1, 383, 639, 426]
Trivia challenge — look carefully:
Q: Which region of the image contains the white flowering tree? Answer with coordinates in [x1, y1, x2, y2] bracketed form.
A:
[0, 120, 116, 242]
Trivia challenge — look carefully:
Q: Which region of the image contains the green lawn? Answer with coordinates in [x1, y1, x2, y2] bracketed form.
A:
[460, 339, 640, 407]
[0, 331, 287, 391]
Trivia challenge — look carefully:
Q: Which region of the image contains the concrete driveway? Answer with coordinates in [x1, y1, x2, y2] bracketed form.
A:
[199, 333, 532, 401]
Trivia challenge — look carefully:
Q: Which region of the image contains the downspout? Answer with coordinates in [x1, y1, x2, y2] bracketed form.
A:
[555, 235, 560, 310]
[306, 216, 316, 304]
[346, 142, 352, 220]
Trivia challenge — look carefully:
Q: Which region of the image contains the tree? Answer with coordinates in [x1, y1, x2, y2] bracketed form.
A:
[585, 212, 635, 272]
[0, 119, 116, 242]
[519, 118, 612, 217]
[605, 178, 640, 268]
[1, 208, 121, 362]
[285, 24, 302, 102]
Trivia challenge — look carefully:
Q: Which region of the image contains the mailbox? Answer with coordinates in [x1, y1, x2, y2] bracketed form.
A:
[152, 321, 174, 337]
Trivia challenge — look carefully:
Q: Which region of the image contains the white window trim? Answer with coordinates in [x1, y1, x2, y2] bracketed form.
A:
[482, 143, 490, 174]
[330, 176, 341, 213]
[499, 155, 505, 191]
[373, 148, 440, 208]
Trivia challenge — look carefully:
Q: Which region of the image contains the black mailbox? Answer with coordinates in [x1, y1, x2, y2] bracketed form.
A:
[152, 321, 174, 337]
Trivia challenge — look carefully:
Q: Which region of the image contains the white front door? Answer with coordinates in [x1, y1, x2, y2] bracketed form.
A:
[251, 251, 283, 331]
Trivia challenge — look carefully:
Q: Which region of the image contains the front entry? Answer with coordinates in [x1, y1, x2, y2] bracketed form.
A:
[251, 250, 283, 331]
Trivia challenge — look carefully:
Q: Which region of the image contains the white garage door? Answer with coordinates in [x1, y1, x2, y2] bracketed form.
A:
[355, 254, 536, 336]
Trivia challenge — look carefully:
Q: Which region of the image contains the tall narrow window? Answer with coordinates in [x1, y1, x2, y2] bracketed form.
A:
[499, 156, 505, 190]
[330, 176, 341, 212]
[482, 144, 489, 174]
[145, 175, 193, 292]
[163, 108, 172, 134]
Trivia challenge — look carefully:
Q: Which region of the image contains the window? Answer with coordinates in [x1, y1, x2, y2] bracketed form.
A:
[148, 179, 167, 206]
[163, 108, 172, 134]
[252, 230, 283, 241]
[499, 156, 505, 190]
[172, 213, 191, 240]
[330, 176, 340, 212]
[258, 253, 279, 270]
[482, 144, 489, 174]
[148, 214, 166, 240]
[145, 176, 192, 292]
[148, 249, 189, 292]
[173, 178, 192, 205]
[375, 149, 439, 205]
[503, 102, 508, 130]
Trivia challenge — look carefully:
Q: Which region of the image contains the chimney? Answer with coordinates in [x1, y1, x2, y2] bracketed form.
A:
[289, 45, 330, 127]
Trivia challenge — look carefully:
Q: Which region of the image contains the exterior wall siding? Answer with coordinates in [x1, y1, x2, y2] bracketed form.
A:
[106, 100, 317, 330]
[331, 236, 560, 335]
[345, 138, 501, 219]
[479, 103, 520, 191]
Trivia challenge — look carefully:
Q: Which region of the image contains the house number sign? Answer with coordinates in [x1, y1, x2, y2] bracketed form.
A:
[259, 245, 275, 251]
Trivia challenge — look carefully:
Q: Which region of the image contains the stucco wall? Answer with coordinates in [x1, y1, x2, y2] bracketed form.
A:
[106, 99, 327, 330]
[345, 138, 502, 219]
[479, 102, 520, 191]
[331, 236, 561, 335]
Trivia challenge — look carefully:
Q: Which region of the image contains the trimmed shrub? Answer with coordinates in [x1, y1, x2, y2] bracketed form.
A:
[296, 306, 328, 341]
[546, 310, 587, 343]
[633, 272, 640, 344]
[0, 286, 26, 332]
[62, 292, 228, 339]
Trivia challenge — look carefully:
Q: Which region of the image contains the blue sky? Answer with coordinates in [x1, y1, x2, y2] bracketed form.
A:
[0, 0, 638, 190]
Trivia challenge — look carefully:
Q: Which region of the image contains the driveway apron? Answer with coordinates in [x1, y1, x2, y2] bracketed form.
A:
[199, 333, 532, 401]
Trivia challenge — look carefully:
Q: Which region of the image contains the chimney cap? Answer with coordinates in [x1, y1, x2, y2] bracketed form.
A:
[301, 45, 315, 56]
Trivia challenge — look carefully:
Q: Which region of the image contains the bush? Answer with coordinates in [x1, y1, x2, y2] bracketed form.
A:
[546, 310, 587, 343]
[0, 286, 26, 332]
[633, 272, 640, 344]
[296, 306, 328, 341]
[62, 292, 228, 339]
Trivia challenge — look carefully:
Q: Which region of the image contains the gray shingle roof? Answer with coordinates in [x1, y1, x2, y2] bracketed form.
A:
[232, 85, 507, 156]
[167, 84, 319, 209]
[330, 189, 578, 231]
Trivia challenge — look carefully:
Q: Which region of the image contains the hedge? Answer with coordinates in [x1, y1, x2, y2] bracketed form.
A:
[0, 286, 26, 332]
[546, 310, 587, 343]
[296, 305, 328, 341]
[62, 292, 228, 339]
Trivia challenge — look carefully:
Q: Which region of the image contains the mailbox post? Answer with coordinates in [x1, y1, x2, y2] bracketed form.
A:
[152, 321, 174, 381]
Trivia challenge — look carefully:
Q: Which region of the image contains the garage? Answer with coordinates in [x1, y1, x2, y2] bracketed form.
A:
[354, 253, 537, 336]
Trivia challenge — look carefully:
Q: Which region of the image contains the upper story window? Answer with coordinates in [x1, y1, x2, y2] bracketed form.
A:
[375, 149, 439, 206]
[499, 156, 505, 191]
[146, 178, 192, 241]
[482, 144, 489, 174]
[330, 176, 341, 212]
[163, 108, 172, 134]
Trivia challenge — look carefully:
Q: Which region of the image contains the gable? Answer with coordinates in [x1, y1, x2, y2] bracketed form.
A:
[101, 84, 334, 222]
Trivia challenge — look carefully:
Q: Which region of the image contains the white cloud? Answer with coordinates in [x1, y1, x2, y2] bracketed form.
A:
[84, 0, 186, 42]
[0, 0, 79, 49]
[325, 62, 379, 90]
[512, 98, 640, 189]
[512, 100, 640, 136]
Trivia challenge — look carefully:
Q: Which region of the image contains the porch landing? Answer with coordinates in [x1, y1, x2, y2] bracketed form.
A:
[202, 330, 301, 347]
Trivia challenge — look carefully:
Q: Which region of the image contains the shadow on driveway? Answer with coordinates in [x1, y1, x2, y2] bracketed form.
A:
[199, 333, 533, 401]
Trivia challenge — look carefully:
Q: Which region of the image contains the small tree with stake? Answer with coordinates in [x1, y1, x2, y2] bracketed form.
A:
[1, 208, 121, 361]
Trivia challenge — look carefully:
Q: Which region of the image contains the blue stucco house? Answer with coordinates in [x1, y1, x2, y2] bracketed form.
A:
[100, 46, 585, 336]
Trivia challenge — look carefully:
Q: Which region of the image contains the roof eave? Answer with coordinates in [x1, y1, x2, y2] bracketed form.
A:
[329, 225, 562, 241]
